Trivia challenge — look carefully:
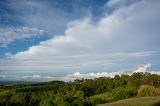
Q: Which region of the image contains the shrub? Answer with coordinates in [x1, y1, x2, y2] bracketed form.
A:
[83, 98, 93, 106]
[137, 85, 160, 97]
[112, 87, 137, 100]
[72, 99, 83, 106]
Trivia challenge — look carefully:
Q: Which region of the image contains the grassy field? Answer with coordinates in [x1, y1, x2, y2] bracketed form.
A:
[97, 96, 160, 106]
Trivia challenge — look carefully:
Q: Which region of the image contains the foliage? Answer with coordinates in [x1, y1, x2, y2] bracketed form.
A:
[137, 85, 160, 97]
[0, 72, 160, 106]
[112, 87, 137, 100]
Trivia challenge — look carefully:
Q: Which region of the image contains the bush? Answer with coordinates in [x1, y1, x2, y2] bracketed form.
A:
[72, 99, 83, 106]
[89, 92, 112, 105]
[91, 97, 103, 105]
[83, 98, 93, 106]
[137, 85, 160, 97]
[112, 87, 137, 100]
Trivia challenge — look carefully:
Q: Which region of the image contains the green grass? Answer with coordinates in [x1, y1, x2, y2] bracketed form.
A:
[97, 96, 160, 106]
[90, 92, 111, 99]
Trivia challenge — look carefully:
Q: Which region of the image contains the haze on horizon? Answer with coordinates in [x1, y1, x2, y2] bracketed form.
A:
[0, 0, 160, 81]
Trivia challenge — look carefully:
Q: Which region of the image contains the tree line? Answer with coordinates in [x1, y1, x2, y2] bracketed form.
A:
[0, 72, 160, 106]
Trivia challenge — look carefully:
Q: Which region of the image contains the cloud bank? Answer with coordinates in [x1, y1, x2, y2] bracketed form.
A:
[1, 63, 160, 82]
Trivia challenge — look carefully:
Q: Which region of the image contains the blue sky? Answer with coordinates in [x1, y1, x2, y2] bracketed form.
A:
[0, 0, 107, 57]
[0, 0, 160, 81]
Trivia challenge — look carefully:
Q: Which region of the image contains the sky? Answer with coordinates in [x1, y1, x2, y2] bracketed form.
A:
[0, 0, 160, 81]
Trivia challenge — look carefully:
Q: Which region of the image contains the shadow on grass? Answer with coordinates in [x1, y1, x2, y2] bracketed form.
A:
[152, 102, 160, 106]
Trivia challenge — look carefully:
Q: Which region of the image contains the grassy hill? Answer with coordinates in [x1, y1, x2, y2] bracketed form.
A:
[98, 96, 160, 106]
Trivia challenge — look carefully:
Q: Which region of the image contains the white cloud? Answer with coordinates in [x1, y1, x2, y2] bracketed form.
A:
[8, 0, 90, 35]
[0, 63, 159, 82]
[106, 0, 122, 7]
[0, 71, 128, 82]
[0, 0, 160, 74]
[0, 51, 157, 73]
[13, 0, 160, 57]
[133, 63, 151, 73]
[0, 27, 44, 47]
[106, 0, 137, 8]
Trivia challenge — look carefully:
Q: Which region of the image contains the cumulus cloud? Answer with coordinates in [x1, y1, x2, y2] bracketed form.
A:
[0, 27, 44, 47]
[0, 0, 160, 76]
[12, 0, 160, 58]
[133, 63, 151, 73]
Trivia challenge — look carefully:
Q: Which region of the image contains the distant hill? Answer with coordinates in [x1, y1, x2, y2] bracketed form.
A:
[0, 81, 37, 85]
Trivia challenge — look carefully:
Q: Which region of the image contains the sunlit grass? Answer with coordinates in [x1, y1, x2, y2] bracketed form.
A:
[98, 96, 160, 106]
